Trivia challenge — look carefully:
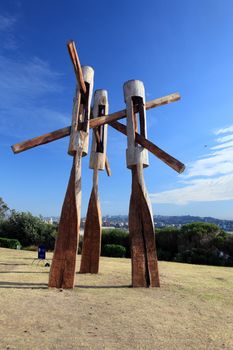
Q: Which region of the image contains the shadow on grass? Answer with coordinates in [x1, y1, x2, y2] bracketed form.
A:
[0, 281, 47, 289]
[16, 257, 52, 260]
[0, 281, 131, 290]
[0, 271, 49, 274]
[0, 263, 28, 266]
[76, 285, 131, 289]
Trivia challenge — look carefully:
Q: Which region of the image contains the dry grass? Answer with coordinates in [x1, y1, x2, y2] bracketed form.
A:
[0, 247, 233, 350]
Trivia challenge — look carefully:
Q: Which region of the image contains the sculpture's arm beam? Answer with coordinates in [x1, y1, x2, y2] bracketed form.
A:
[67, 40, 87, 94]
[11, 122, 184, 174]
[110, 121, 185, 174]
[12, 126, 71, 154]
[90, 92, 180, 129]
[11, 93, 180, 154]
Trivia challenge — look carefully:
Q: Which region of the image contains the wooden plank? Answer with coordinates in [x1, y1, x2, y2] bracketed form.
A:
[123, 80, 160, 287]
[11, 93, 180, 154]
[79, 185, 102, 274]
[11, 120, 184, 174]
[67, 40, 87, 94]
[110, 121, 185, 174]
[48, 156, 79, 288]
[129, 165, 160, 287]
[11, 126, 71, 154]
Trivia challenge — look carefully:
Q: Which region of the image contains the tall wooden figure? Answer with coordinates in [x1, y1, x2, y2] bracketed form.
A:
[124, 80, 160, 288]
[49, 66, 94, 288]
[80, 90, 109, 274]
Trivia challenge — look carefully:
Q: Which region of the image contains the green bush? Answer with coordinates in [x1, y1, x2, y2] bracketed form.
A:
[155, 227, 179, 261]
[102, 244, 126, 258]
[0, 211, 57, 249]
[0, 237, 21, 249]
[101, 229, 130, 257]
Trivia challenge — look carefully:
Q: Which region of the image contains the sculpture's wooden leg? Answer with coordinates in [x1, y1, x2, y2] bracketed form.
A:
[129, 165, 160, 287]
[49, 154, 81, 288]
[79, 186, 102, 274]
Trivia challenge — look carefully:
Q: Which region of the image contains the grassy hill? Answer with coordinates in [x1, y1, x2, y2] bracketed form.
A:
[0, 247, 232, 349]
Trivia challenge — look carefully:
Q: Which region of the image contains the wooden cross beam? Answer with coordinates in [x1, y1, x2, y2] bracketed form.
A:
[11, 92, 184, 173]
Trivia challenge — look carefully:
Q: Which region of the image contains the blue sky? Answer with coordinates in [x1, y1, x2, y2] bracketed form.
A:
[1, 0, 233, 219]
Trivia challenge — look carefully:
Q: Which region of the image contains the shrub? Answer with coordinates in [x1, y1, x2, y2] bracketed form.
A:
[0, 211, 57, 248]
[101, 229, 130, 257]
[102, 244, 126, 258]
[178, 222, 220, 251]
[155, 227, 179, 261]
[0, 237, 21, 249]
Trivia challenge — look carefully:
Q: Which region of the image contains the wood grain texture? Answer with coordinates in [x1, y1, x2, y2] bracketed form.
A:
[110, 121, 185, 173]
[68, 66, 94, 156]
[11, 93, 180, 154]
[80, 90, 109, 274]
[48, 154, 80, 288]
[11, 121, 185, 174]
[124, 80, 160, 288]
[79, 184, 102, 274]
[11, 126, 71, 154]
[129, 165, 160, 287]
[67, 40, 87, 94]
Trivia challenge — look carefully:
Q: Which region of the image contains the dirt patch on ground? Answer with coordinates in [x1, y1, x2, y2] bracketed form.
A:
[0, 248, 233, 349]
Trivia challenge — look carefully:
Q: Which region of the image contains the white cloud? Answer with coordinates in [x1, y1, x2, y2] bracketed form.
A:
[215, 124, 233, 135]
[0, 54, 68, 139]
[150, 125, 233, 205]
[0, 14, 17, 32]
[0, 13, 70, 146]
[0, 14, 18, 50]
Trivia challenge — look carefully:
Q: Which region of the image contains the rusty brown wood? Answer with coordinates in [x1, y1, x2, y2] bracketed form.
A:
[11, 93, 180, 154]
[124, 80, 160, 288]
[11, 126, 71, 154]
[129, 165, 160, 287]
[110, 121, 185, 173]
[48, 156, 79, 288]
[11, 121, 184, 174]
[67, 40, 87, 94]
[79, 185, 102, 274]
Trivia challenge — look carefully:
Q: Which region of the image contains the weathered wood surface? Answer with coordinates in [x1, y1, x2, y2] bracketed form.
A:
[11, 121, 184, 173]
[11, 126, 71, 154]
[129, 165, 160, 287]
[68, 66, 94, 156]
[67, 40, 87, 94]
[124, 80, 160, 288]
[79, 171, 102, 274]
[11, 93, 180, 154]
[49, 154, 81, 288]
[90, 90, 109, 170]
[49, 64, 94, 289]
[110, 121, 185, 173]
[80, 90, 109, 274]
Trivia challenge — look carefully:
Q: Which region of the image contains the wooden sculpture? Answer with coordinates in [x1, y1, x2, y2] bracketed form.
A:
[11, 40, 185, 289]
[49, 64, 94, 288]
[80, 90, 109, 274]
[124, 80, 159, 287]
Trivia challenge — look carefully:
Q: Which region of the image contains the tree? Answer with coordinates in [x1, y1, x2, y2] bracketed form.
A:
[155, 227, 179, 261]
[175, 222, 224, 265]
[0, 197, 9, 221]
[0, 210, 57, 248]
